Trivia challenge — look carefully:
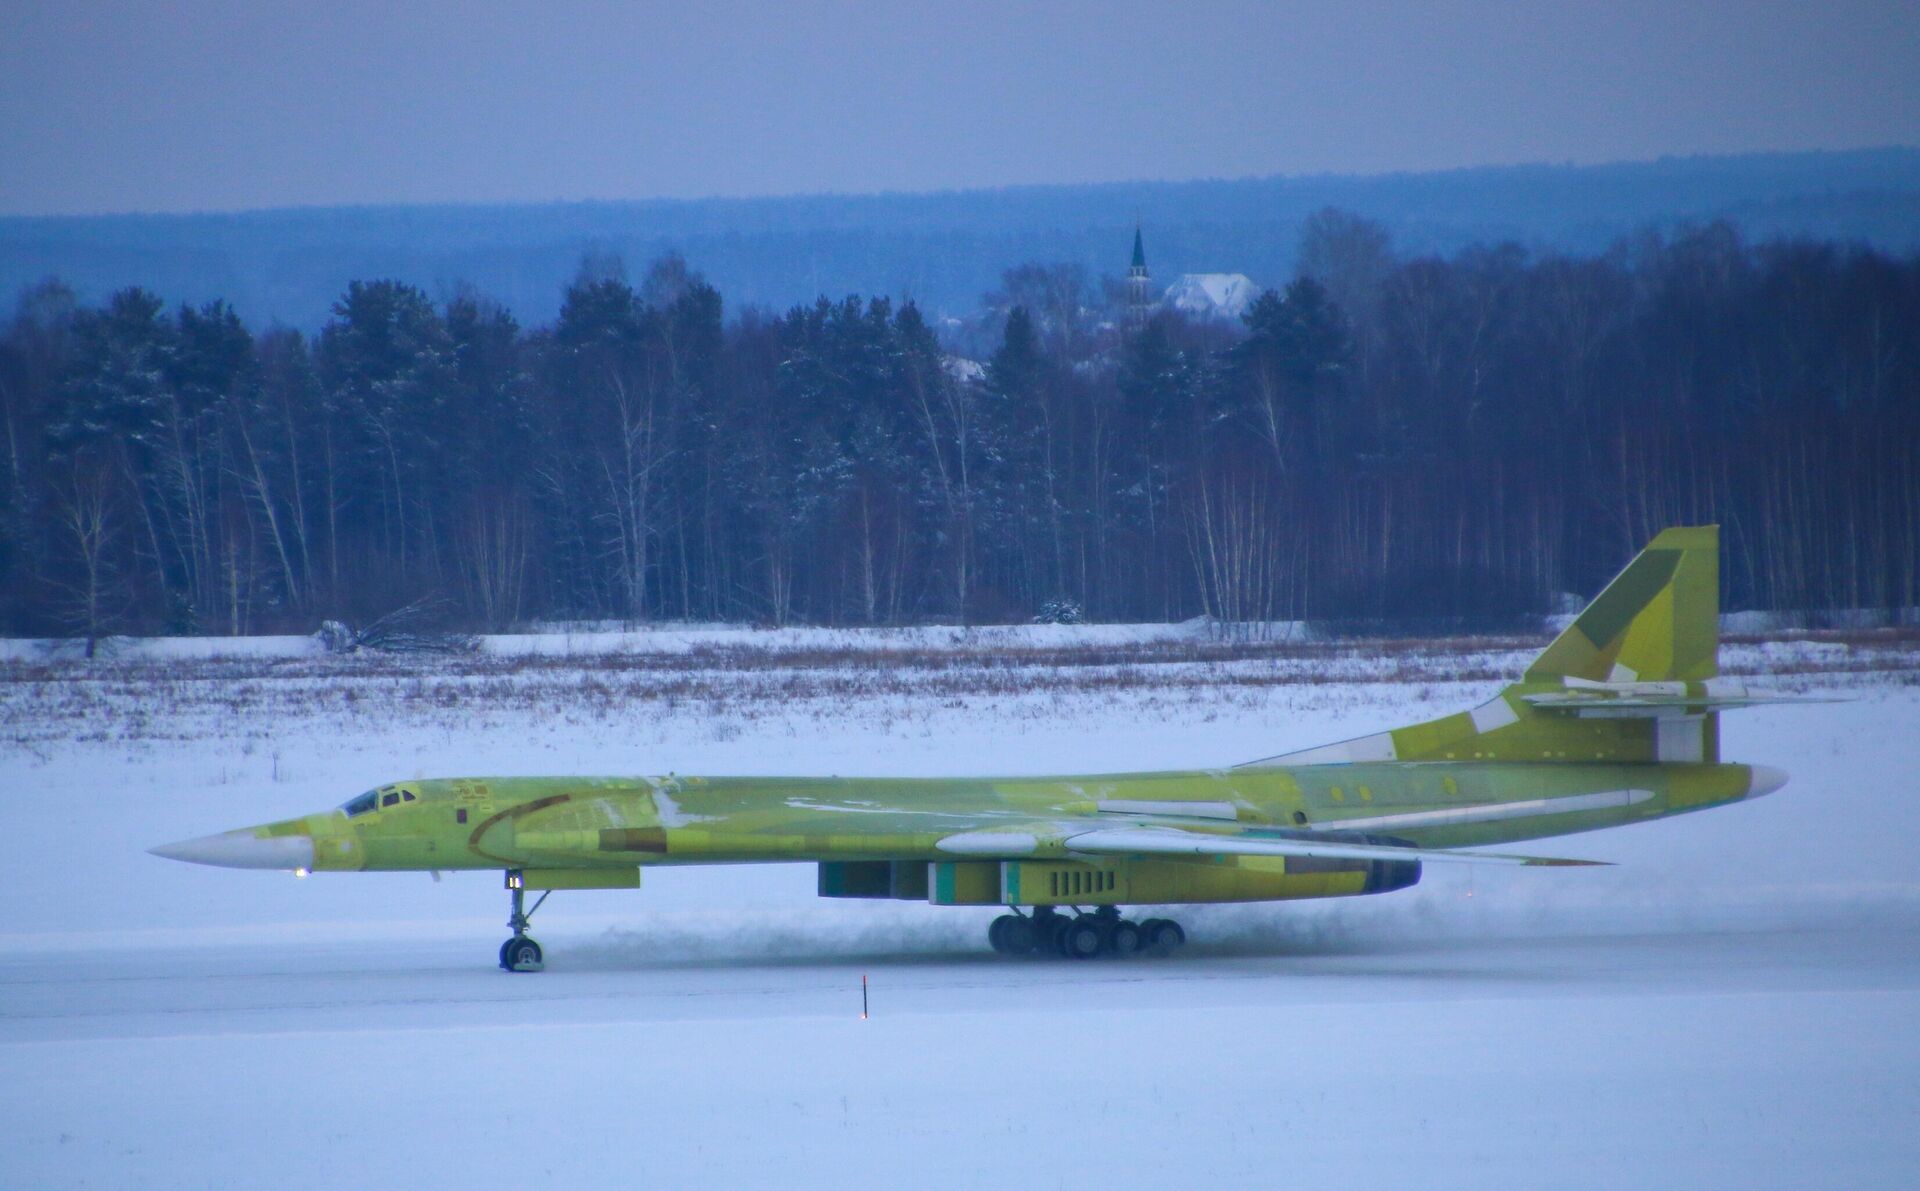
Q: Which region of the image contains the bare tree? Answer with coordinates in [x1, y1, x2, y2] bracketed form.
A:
[51, 456, 129, 658]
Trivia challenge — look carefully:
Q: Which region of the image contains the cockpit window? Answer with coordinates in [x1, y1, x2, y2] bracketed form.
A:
[342, 785, 417, 816]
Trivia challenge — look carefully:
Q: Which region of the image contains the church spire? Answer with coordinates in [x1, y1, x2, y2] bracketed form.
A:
[1126, 223, 1151, 326]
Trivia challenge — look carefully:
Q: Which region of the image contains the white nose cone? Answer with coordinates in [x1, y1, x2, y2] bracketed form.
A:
[149, 830, 315, 870]
[1746, 765, 1790, 799]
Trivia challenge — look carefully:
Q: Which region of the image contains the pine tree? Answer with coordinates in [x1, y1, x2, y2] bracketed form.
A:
[316, 280, 455, 602]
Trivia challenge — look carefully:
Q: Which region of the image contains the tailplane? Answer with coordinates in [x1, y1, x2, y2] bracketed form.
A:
[1242, 525, 1766, 768]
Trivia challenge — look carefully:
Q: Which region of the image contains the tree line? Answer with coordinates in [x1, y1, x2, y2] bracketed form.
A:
[10, 148, 1917, 335]
[2, 214, 1915, 644]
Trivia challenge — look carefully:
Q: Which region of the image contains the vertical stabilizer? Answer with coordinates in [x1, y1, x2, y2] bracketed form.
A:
[1243, 526, 1726, 768]
[1525, 526, 1720, 684]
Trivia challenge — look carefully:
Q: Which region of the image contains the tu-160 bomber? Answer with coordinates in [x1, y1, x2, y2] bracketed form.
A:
[154, 526, 1802, 970]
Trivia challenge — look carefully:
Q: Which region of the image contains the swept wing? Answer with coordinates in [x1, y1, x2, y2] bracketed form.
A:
[936, 822, 1605, 867]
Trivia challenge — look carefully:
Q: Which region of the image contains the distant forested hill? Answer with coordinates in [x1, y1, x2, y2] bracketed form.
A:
[3, 148, 1918, 329]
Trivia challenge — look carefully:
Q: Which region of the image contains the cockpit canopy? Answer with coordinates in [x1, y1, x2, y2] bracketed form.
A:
[340, 784, 418, 817]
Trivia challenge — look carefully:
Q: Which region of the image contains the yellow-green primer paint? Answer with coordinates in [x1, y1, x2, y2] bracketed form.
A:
[172, 527, 1792, 919]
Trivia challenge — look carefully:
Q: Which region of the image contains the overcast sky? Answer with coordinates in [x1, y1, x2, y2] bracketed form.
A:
[2, 0, 1915, 217]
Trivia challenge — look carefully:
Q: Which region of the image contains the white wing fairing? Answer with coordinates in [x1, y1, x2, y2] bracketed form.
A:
[1322, 787, 1656, 833]
[1094, 799, 1238, 820]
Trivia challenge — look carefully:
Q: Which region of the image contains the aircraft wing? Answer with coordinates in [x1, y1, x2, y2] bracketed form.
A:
[936, 825, 1606, 867]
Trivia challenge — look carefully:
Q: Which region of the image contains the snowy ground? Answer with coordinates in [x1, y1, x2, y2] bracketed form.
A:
[3, 625, 1918, 1187]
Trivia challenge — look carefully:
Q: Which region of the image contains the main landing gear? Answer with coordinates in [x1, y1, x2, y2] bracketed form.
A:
[500, 871, 548, 972]
[987, 906, 1186, 960]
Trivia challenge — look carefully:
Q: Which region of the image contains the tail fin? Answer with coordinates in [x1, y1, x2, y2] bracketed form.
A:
[1241, 526, 1727, 768]
[1525, 525, 1719, 684]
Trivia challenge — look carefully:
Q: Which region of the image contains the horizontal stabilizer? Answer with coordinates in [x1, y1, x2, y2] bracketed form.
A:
[1060, 827, 1606, 868]
[1522, 678, 1843, 718]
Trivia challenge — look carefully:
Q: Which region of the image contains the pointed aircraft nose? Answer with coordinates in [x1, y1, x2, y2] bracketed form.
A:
[149, 829, 315, 871]
[1746, 765, 1789, 799]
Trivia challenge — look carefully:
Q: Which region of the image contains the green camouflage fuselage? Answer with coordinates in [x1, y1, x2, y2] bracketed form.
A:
[265, 755, 1766, 895]
[169, 526, 1791, 913]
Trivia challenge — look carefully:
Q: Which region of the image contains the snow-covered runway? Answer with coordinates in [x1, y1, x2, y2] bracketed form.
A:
[8, 918, 1919, 1188]
[4, 626, 1917, 1187]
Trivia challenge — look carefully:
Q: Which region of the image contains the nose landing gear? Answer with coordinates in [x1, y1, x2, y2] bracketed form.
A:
[500, 871, 548, 972]
[986, 905, 1186, 959]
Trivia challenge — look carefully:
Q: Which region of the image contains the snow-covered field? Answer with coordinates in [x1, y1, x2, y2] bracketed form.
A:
[3, 625, 1918, 1188]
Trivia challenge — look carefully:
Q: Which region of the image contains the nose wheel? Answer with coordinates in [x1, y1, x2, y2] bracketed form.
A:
[987, 906, 1186, 959]
[499, 872, 548, 972]
[500, 935, 543, 970]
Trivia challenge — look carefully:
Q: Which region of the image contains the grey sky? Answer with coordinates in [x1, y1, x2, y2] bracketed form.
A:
[2, 0, 1915, 216]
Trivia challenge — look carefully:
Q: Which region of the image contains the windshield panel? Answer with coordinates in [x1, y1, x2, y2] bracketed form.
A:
[341, 791, 379, 817]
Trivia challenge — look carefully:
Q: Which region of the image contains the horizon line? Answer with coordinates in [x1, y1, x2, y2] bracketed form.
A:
[4, 144, 1916, 224]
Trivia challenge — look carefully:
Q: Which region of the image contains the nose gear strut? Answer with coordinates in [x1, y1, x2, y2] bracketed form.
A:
[499, 870, 548, 972]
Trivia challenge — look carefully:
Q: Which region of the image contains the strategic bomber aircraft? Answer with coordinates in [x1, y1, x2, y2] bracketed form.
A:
[154, 526, 1797, 971]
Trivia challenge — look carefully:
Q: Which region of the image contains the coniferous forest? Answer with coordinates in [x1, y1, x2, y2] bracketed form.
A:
[2, 214, 1916, 642]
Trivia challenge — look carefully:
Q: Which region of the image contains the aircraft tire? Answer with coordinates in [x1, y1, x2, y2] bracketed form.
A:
[1062, 916, 1106, 960]
[1144, 919, 1185, 955]
[504, 937, 544, 972]
[1050, 915, 1076, 958]
[1108, 919, 1142, 957]
[1001, 916, 1038, 955]
[988, 914, 1015, 954]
